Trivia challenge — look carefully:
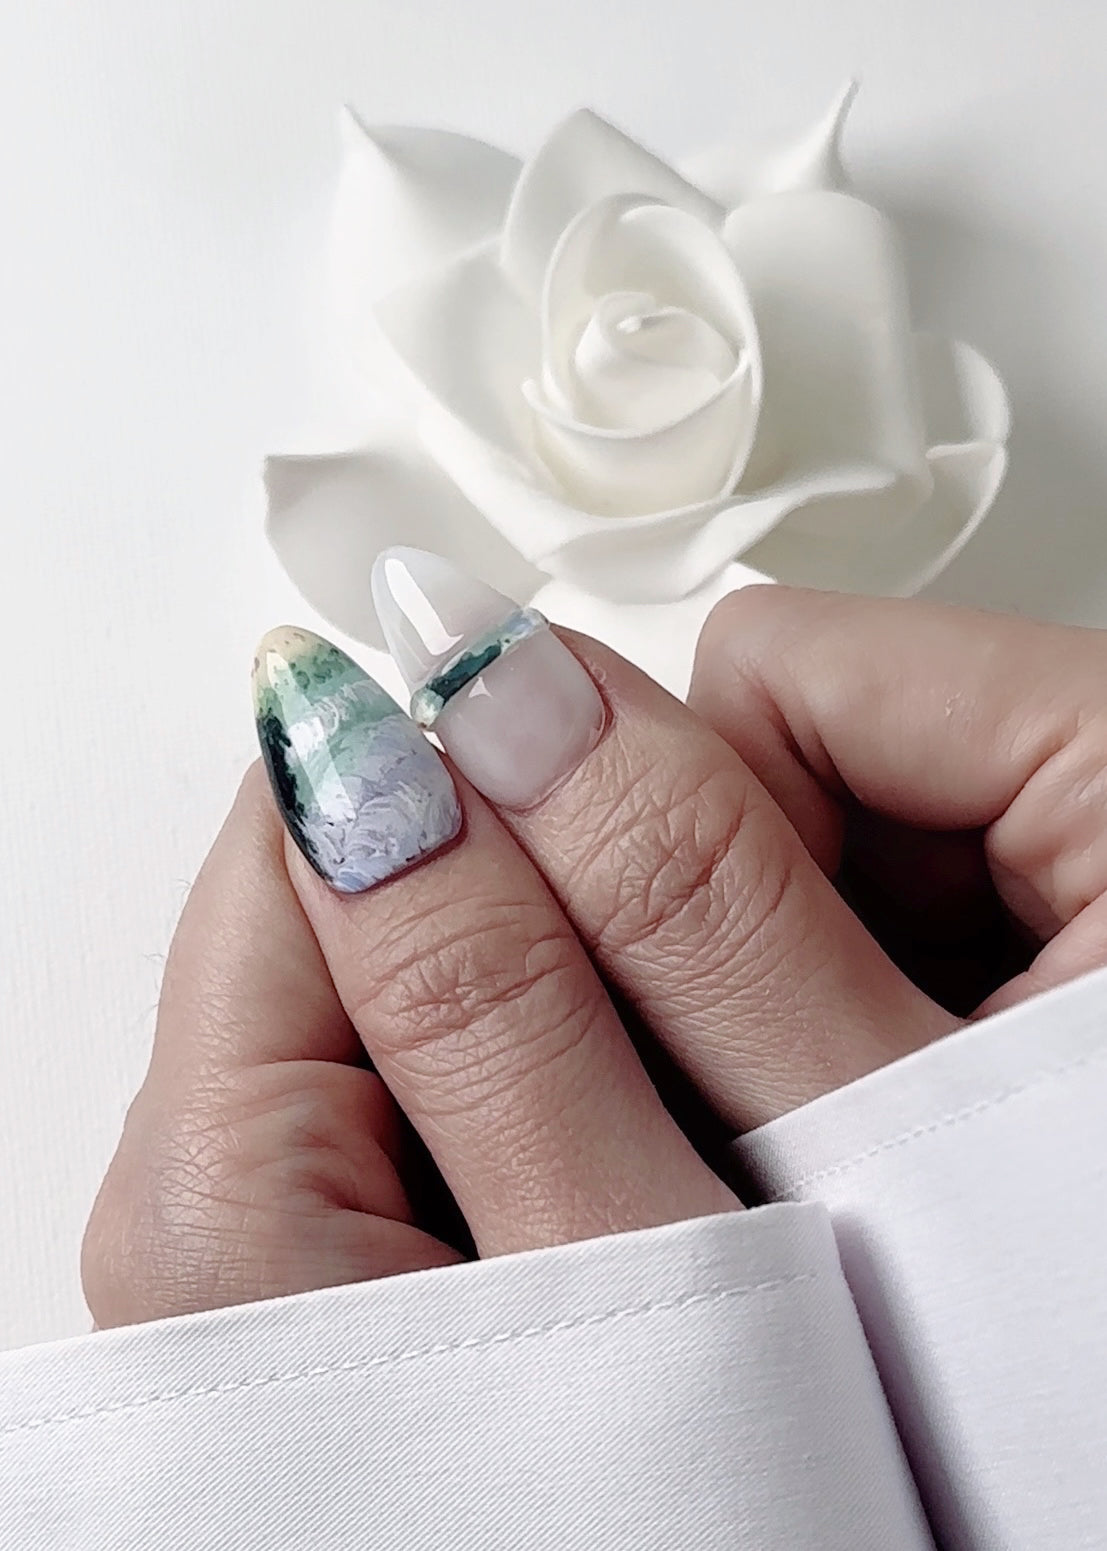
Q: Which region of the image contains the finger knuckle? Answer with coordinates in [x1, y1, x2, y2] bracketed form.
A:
[81, 1098, 251, 1327]
[577, 755, 740, 947]
[575, 752, 798, 984]
[696, 584, 828, 683]
[81, 1096, 160, 1324]
[80, 1177, 132, 1325]
[699, 583, 790, 655]
[364, 897, 592, 1061]
[81, 1072, 341, 1327]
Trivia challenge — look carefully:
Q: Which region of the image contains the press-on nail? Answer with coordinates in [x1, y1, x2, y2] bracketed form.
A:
[372, 548, 605, 810]
[252, 625, 461, 893]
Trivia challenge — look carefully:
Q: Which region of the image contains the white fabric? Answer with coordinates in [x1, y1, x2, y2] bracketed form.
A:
[736, 966, 1107, 1551]
[0, 1203, 931, 1549]
[4, 971, 1107, 1547]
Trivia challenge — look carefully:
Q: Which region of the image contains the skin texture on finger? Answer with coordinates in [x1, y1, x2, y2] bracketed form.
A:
[368, 548, 955, 1134]
[285, 782, 740, 1260]
[689, 587, 1107, 1015]
[492, 631, 959, 1130]
[82, 762, 463, 1330]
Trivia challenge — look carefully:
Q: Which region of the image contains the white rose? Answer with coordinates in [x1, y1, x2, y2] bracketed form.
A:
[265, 85, 1009, 695]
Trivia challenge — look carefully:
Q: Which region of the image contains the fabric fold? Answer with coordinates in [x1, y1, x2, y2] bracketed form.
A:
[735, 966, 1107, 1551]
[0, 1203, 932, 1550]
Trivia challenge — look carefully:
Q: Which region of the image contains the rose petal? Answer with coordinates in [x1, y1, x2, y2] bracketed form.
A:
[526, 195, 764, 514]
[532, 562, 772, 699]
[682, 80, 858, 207]
[569, 292, 736, 430]
[740, 440, 1007, 596]
[526, 358, 757, 515]
[263, 437, 546, 648]
[914, 440, 1009, 589]
[725, 190, 930, 491]
[329, 111, 520, 394]
[500, 110, 723, 302]
[375, 240, 541, 459]
[914, 332, 1011, 447]
[422, 398, 893, 600]
[547, 462, 896, 595]
[539, 195, 761, 417]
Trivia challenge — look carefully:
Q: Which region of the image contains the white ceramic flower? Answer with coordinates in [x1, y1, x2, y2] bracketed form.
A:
[265, 85, 1009, 695]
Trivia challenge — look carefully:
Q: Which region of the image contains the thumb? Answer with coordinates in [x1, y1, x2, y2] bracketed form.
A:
[690, 585, 1107, 1021]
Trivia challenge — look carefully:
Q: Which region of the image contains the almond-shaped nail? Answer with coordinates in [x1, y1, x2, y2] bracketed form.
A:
[371, 549, 605, 810]
[252, 625, 461, 893]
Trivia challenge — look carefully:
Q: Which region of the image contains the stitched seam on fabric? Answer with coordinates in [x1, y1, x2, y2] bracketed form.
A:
[0, 1271, 817, 1437]
[786, 1040, 1107, 1192]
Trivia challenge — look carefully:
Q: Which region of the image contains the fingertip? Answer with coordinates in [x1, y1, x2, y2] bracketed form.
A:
[230, 756, 288, 845]
[691, 584, 844, 701]
[233, 755, 274, 812]
[153, 759, 361, 1073]
[195, 758, 290, 909]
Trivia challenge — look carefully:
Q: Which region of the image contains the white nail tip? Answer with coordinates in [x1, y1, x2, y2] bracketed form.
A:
[371, 547, 605, 810]
[371, 547, 515, 689]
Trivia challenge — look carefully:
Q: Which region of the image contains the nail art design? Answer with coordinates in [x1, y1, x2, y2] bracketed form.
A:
[252, 626, 461, 893]
[372, 549, 605, 811]
[410, 607, 546, 728]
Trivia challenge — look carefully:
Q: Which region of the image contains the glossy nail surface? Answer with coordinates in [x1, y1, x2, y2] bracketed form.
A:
[252, 625, 461, 893]
[372, 548, 605, 810]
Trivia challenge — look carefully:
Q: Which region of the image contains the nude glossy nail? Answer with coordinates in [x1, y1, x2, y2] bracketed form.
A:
[371, 549, 605, 810]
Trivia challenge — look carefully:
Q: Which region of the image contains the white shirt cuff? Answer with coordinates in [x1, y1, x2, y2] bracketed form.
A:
[736, 965, 1107, 1551]
[0, 1201, 931, 1549]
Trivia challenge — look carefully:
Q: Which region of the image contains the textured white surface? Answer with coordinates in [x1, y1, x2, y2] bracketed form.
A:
[0, 1205, 934, 1549]
[4, 0, 1107, 1349]
[737, 966, 1107, 1550]
[6, 976, 1107, 1547]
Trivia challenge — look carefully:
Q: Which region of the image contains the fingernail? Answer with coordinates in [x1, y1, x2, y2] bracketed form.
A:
[251, 625, 461, 893]
[371, 548, 605, 810]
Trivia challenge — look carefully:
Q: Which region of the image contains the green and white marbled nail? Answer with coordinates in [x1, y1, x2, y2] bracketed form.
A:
[252, 626, 462, 894]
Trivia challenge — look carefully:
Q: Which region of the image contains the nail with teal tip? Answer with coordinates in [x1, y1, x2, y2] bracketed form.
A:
[252, 626, 462, 894]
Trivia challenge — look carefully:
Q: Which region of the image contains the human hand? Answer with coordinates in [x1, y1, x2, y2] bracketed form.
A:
[688, 585, 1107, 1022]
[84, 555, 1102, 1326]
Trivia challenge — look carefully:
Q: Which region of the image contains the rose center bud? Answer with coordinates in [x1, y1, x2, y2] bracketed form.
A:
[570, 290, 741, 433]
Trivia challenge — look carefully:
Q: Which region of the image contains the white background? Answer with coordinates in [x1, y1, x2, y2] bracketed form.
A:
[2, 0, 1106, 1350]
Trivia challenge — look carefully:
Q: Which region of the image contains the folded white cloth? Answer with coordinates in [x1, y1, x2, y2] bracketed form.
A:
[737, 966, 1107, 1551]
[3, 967, 1105, 1549]
[0, 1203, 931, 1549]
